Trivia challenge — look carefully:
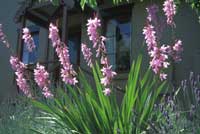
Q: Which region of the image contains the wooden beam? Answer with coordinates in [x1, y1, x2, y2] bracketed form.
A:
[29, 1, 53, 10]
[28, 10, 49, 23]
[26, 11, 49, 28]
[50, 6, 63, 20]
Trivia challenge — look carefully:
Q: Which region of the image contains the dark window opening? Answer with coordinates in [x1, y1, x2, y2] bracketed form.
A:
[104, 9, 132, 72]
[68, 35, 81, 66]
[22, 26, 39, 64]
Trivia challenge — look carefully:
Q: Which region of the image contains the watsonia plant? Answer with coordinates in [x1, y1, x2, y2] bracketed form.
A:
[31, 55, 166, 134]
[0, 0, 181, 133]
[31, 15, 166, 133]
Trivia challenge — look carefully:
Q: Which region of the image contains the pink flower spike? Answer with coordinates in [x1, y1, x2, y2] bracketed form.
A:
[171, 40, 183, 62]
[10, 56, 31, 97]
[15, 72, 31, 97]
[160, 73, 167, 81]
[22, 27, 36, 52]
[81, 43, 93, 67]
[101, 77, 110, 87]
[143, 24, 157, 51]
[163, 0, 176, 26]
[0, 24, 10, 48]
[34, 63, 53, 98]
[101, 65, 116, 86]
[42, 87, 53, 98]
[10, 56, 20, 71]
[146, 4, 159, 23]
[34, 64, 50, 88]
[103, 88, 111, 96]
[49, 23, 61, 47]
[61, 68, 78, 85]
[173, 40, 183, 52]
[160, 45, 172, 54]
[48, 23, 78, 85]
[101, 56, 109, 66]
[101, 65, 117, 79]
[87, 16, 101, 47]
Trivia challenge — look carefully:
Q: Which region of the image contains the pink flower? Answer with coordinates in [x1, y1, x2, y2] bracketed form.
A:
[101, 65, 117, 79]
[143, 24, 157, 51]
[10, 56, 20, 70]
[143, 13, 172, 80]
[150, 51, 169, 74]
[34, 64, 53, 98]
[57, 46, 70, 68]
[42, 86, 53, 98]
[146, 5, 166, 39]
[143, 24, 170, 77]
[10, 56, 31, 97]
[86, 16, 116, 95]
[61, 68, 78, 85]
[101, 65, 116, 86]
[96, 36, 107, 57]
[81, 43, 93, 67]
[160, 73, 167, 81]
[101, 56, 109, 66]
[163, 0, 176, 26]
[48, 23, 78, 85]
[15, 71, 31, 97]
[22, 28, 36, 52]
[160, 45, 172, 54]
[101, 77, 110, 87]
[86, 17, 107, 58]
[100, 56, 117, 88]
[103, 88, 111, 96]
[9, 56, 26, 72]
[171, 40, 183, 62]
[143, 3, 182, 81]
[34, 64, 50, 88]
[146, 4, 159, 23]
[0, 24, 10, 48]
[147, 43, 170, 79]
[173, 40, 183, 52]
[149, 47, 159, 57]
[87, 17, 101, 47]
[49, 23, 60, 47]
[58, 46, 77, 85]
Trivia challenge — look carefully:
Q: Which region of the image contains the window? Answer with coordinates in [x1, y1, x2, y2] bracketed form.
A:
[68, 35, 80, 66]
[105, 13, 132, 72]
[22, 26, 39, 64]
[56, 14, 81, 67]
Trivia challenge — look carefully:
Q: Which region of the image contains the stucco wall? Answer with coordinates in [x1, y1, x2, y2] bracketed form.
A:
[132, 1, 200, 85]
[0, 1, 19, 102]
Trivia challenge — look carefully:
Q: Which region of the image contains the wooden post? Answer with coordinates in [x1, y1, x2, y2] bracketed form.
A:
[61, 5, 68, 44]
[14, 16, 26, 94]
[17, 16, 26, 60]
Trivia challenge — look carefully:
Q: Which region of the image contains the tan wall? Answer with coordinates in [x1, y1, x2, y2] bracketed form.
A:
[174, 3, 200, 83]
[132, 1, 200, 85]
[0, 1, 19, 102]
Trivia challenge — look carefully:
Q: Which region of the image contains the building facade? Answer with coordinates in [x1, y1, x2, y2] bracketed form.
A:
[0, 0, 200, 101]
